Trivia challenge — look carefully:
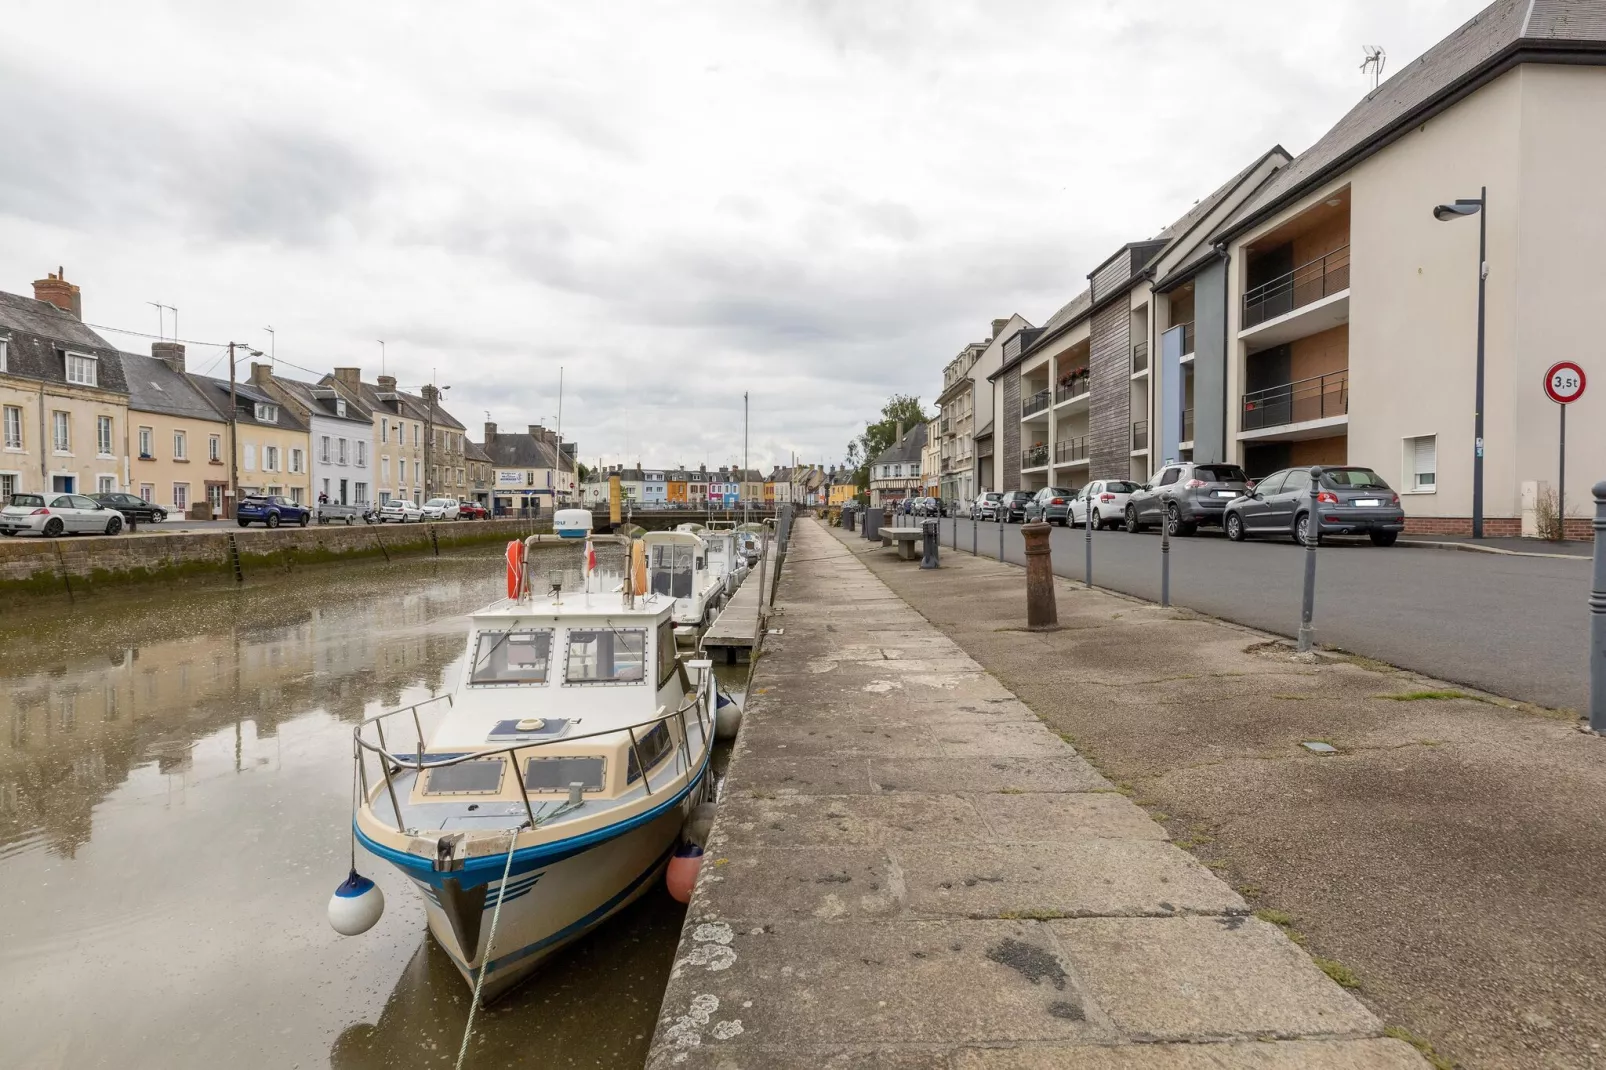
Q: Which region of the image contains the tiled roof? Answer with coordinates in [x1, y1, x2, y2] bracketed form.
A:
[121, 352, 224, 422]
[480, 432, 573, 472]
[269, 374, 373, 426]
[871, 422, 927, 467]
[0, 291, 128, 393]
[463, 439, 491, 462]
[1223, 0, 1606, 238]
[189, 375, 308, 431]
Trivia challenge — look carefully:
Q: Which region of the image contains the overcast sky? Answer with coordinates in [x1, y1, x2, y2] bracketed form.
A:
[0, 0, 1483, 472]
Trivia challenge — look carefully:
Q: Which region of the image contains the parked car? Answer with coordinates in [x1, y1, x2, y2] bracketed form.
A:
[1024, 487, 1077, 526]
[457, 500, 488, 519]
[1125, 462, 1250, 535]
[951, 497, 973, 519]
[1225, 465, 1405, 546]
[974, 492, 1004, 522]
[422, 497, 461, 521]
[998, 490, 1033, 523]
[91, 491, 167, 525]
[1, 493, 125, 537]
[912, 496, 946, 518]
[237, 495, 312, 528]
[378, 498, 425, 523]
[1069, 479, 1139, 530]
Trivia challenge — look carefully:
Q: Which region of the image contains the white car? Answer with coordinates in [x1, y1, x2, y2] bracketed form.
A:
[1070, 479, 1140, 530]
[378, 498, 424, 523]
[421, 497, 461, 521]
[0, 492, 126, 537]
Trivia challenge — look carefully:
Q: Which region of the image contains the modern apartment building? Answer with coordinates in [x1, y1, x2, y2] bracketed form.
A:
[937, 315, 1032, 500]
[0, 273, 130, 500]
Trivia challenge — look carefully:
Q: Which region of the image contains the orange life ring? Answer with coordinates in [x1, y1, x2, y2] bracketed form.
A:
[505, 540, 525, 599]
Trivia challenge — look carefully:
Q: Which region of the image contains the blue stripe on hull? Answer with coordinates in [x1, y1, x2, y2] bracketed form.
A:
[355, 758, 709, 891]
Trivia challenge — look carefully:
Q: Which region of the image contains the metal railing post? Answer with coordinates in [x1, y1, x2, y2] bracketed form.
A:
[1590, 483, 1606, 732]
[1297, 473, 1320, 652]
[1084, 496, 1093, 588]
[998, 517, 1004, 562]
[1160, 510, 1171, 607]
[971, 517, 977, 556]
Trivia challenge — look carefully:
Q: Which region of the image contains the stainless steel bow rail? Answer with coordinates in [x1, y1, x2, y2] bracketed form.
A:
[352, 689, 710, 835]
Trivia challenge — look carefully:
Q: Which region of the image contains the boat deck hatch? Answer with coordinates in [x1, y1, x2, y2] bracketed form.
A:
[523, 756, 606, 793]
[424, 760, 506, 796]
[487, 718, 573, 742]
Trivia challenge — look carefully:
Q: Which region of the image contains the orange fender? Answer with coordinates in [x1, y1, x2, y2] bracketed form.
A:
[506, 540, 525, 599]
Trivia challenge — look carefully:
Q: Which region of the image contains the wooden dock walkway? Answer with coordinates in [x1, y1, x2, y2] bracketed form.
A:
[702, 548, 771, 660]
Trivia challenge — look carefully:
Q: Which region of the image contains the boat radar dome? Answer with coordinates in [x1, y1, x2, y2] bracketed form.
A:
[328, 869, 385, 936]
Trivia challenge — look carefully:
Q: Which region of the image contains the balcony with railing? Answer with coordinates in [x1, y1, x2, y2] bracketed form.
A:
[1131, 341, 1149, 375]
[1242, 245, 1350, 334]
[1021, 390, 1052, 420]
[1022, 444, 1049, 470]
[1181, 407, 1194, 443]
[1241, 371, 1349, 434]
[1054, 367, 1090, 405]
[1131, 420, 1149, 452]
[976, 438, 993, 459]
[1054, 436, 1088, 465]
[1179, 321, 1196, 357]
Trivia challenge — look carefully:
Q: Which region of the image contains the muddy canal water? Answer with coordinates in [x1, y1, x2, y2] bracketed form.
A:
[0, 545, 740, 1069]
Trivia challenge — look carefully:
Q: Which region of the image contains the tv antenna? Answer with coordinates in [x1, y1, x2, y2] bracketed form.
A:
[1361, 46, 1387, 91]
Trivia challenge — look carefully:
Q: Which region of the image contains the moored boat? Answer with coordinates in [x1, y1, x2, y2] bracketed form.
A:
[345, 533, 716, 1001]
[643, 529, 726, 641]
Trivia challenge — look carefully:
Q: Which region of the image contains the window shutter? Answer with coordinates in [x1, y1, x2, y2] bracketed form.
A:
[1413, 437, 1436, 477]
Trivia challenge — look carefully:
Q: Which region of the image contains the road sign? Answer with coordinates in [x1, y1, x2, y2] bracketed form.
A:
[1545, 361, 1586, 405]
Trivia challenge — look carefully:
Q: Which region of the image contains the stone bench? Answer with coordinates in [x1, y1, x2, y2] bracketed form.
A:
[879, 526, 929, 560]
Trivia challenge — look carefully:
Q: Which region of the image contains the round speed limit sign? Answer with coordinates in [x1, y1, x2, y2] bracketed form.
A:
[1545, 361, 1586, 405]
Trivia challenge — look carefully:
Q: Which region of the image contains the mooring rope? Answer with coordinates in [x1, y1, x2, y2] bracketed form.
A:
[453, 825, 522, 1070]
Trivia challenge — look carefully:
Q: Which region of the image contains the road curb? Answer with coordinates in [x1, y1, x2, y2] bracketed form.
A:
[1396, 539, 1589, 560]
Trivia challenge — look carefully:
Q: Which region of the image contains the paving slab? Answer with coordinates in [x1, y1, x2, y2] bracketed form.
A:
[648, 520, 1417, 1068]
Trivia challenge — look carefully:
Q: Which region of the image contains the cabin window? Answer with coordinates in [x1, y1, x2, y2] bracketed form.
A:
[649, 543, 695, 599]
[423, 759, 506, 795]
[564, 628, 646, 684]
[657, 619, 677, 686]
[469, 629, 553, 686]
[523, 756, 606, 794]
[626, 721, 674, 783]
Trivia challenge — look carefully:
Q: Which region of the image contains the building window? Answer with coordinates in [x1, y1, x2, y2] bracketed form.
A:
[53, 411, 69, 452]
[92, 474, 114, 493]
[138, 426, 154, 458]
[254, 402, 278, 423]
[95, 416, 113, 456]
[412, 424, 419, 447]
[208, 485, 224, 510]
[172, 483, 189, 511]
[290, 448, 303, 473]
[140, 483, 155, 502]
[172, 430, 186, 460]
[1406, 435, 1436, 493]
[209, 435, 221, 462]
[335, 398, 346, 417]
[354, 481, 368, 503]
[399, 459, 407, 484]
[381, 456, 390, 481]
[65, 352, 98, 386]
[289, 486, 303, 504]
[0, 339, 6, 372]
[338, 438, 348, 465]
[356, 441, 367, 467]
[243, 444, 256, 471]
[320, 435, 331, 463]
[0, 473, 16, 500]
[380, 420, 388, 444]
[3, 405, 21, 449]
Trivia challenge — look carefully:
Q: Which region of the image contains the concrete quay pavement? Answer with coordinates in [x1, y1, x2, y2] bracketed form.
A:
[647, 519, 1422, 1069]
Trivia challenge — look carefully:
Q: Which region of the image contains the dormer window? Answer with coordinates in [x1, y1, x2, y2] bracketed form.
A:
[335, 398, 346, 417]
[254, 402, 278, 423]
[65, 352, 97, 386]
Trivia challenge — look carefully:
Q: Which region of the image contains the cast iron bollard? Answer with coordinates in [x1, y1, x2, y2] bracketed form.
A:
[971, 517, 977, 556]
[1297, 468, 1322, 652]
[922, 519, 940, 569]
[1083, 499, 1093, 588]
[1591, 482, 1606, 732]
[951, 515, 957, 550]
[867, 507, 884, 542]
[1022, 521, 1057, 629]
[998, 517, 1005, 562]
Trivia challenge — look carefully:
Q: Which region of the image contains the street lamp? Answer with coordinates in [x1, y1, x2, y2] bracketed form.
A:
[1432, 187, 1487, 538]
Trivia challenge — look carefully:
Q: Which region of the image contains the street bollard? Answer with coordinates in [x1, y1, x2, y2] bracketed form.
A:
[1297, 470, 1321, 652]
[867, 507, 884, 542]
[1022, 521, 1057, 629]
[998, 518, 1005, 562]
[1083, 501, 1093, 589]
[922, 519, 940, 569]
[971, 518, 977, 556]
[1590, 482, 1606, 732]
[951, 515, 957, 550]
[1160, 513, 1171, 608]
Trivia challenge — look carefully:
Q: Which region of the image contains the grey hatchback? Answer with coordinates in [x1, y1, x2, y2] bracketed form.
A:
[1125, 462, 1250, 535]
[1225, 465, 1405, 546]
[1024, 487, 1076, 525]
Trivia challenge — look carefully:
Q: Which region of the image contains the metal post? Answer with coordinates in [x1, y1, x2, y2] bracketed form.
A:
[1084, 496, 1093, 589]
[1022, 521, 1056, 629]
[1159, 513, 1171, 608]
[1472, 185, 1487, 539]
[971, 517, 977, 556]
[1590, 482, 1606, 732]
[921, 519, 939, 569]
[998, 517, 1004, 562]
[1297, 471, 1321, 652]
[1559, 404, 1566, 537]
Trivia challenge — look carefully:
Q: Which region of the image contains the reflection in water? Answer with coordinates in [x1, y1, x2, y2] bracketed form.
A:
[0, 545, 745, 1069]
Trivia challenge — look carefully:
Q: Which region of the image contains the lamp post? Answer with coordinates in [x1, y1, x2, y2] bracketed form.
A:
[1433, 187, 1487, 538]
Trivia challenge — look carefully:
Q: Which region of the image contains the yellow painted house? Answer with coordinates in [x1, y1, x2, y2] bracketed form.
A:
[122, 345, 230, 516]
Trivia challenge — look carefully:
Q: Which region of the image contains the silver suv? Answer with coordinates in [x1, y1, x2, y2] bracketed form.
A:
[1125, 462, 1249, 536]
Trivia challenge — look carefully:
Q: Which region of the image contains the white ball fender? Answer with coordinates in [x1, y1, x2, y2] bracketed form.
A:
[684, 802, 718, 848]
[328, 870, 385, 936]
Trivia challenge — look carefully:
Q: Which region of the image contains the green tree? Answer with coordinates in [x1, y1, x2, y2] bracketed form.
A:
[575, 461, 592, 483]
[850, 394, 928, 492]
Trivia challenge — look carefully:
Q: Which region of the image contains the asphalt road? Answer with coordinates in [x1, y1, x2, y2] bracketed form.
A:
[935, 517, 1592, 713]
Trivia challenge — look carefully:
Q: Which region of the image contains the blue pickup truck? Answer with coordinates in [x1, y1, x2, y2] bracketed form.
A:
[236, 495, 312, 528]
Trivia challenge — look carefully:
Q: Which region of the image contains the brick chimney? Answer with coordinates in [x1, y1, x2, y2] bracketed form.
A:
[333, 367, 362, 392]
[33, 268, 81, 319]
[991, 317, 1008, 340]
[528, 424, 544, 439]
[376, 374, 397, 392]
[151, 342, 186, 373]
[250, 362, 274, 386]
[484, 421, 497, 442]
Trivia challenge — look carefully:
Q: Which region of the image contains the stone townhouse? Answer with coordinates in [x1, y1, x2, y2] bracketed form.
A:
[122, 346, 229, 516]
[252, 364, 375, 507]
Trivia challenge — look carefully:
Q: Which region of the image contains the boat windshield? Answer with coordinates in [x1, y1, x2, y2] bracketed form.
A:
[469, 628, 553, 686]
[650, 543, 695, 598]
[565, 628, 647, 684]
